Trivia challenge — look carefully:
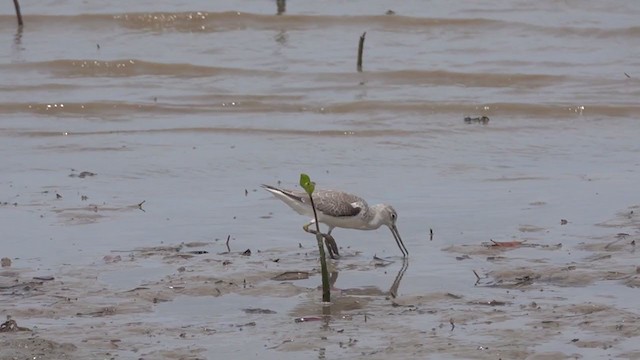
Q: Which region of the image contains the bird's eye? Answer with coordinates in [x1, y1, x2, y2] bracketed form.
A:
[391, 213, 397, 220]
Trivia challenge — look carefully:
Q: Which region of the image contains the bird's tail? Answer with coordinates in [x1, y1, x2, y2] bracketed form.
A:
[261, 184, 308, 215]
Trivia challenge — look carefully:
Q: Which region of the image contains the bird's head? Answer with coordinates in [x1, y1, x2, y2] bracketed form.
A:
[377, 205, 408, 257]
[378, 205, 398, 227]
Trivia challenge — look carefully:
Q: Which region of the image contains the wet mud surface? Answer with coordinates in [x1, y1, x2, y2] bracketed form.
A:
[2, 1, 640, 359]
[1, 205, 639, 359]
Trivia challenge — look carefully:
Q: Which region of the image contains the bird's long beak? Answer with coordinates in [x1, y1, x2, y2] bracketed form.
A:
[390, 225, 408, 257]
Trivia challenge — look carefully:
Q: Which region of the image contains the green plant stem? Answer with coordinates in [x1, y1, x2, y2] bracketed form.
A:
[308, 195, 331, 303]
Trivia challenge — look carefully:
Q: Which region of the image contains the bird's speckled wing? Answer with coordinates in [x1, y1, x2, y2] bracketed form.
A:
[269, 186, 367, 217]
[311, 189, 367, 217]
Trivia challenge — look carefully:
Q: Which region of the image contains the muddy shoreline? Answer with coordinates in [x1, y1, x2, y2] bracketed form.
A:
[1, 205, 639, 359]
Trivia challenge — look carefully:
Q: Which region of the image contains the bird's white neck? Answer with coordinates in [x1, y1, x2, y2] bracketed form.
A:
[366, 205, 387, 229]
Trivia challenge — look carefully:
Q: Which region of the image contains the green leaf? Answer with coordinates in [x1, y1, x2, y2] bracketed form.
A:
[299, 173, 315, 195]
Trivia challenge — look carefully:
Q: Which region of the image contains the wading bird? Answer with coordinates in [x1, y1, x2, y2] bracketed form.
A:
[262, 184, 408, 258]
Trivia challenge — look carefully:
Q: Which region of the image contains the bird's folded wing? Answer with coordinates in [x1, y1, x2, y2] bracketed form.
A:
[313, 191, 366, 217]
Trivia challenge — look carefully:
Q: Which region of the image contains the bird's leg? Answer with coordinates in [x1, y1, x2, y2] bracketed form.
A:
[323, 232, 340, 259]
[303, 222, 340, 259]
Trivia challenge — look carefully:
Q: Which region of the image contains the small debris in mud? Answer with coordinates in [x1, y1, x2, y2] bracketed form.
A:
[242, 249, 251, 256]
[1, 257, 11, 267]
[486, 256, 507, 262]
[625, 72, 631, 78]
[391, 301, 416, 308]
[0, 318, 31, 332]
[271, 271, 309, 281]
[450, 318, 455, 331]
[186, 250, 208, 255]
[236, 322, 256, 328]
[540, 320, 560, 328]
[243, 308, 277, 314]
[385, 9, 396, 15]
[464, 116, 490, 124]
[473, 270, 481, 284]
[268, 339, 294, 350]
[513, 275, 535, 286]
[69, 171, 97, 178]
[430, 228, 434, 241]
[183, 241, 209, 248]
[603, 236, 632, 250]
[81, 195, 88, 201]
[245, 189, 248, 196]
[294, 316, 323, 323]
[490, 240, 523, 248]
[56, 193, 63, 199]
[456, 255, 471, 261]
[560, 219, 568, 225]
[587, 254, 612, 262]
[77, 307, 117, 317]
[222, 260, 232, 266]
[479, 240, 562, 250]
[271, 258, 280, 263]
[103, 255, 122, 264]
[446, 293, 463, 299]
[137, 200, 146, 211]
[372, 255, 393, 267]
[0, 281, 44, 293]
[469, 299, 508, 306]
[32, 276, 54, 281]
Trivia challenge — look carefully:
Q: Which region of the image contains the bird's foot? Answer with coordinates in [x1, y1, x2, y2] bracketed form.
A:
[303, 223, 339, 259]
[303, 223, 318, 234]
[323, 234, 340, 259]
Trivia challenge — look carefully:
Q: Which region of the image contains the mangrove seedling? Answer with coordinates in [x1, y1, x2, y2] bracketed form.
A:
[300, 173, 331, 303]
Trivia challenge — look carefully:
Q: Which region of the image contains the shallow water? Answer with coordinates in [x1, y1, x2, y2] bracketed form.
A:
[1, 1, 640, 359]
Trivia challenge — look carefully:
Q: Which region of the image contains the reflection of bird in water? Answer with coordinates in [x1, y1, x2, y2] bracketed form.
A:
[327, 259, 409, 298]
[388, 259, 409, 298]
[262, 184, 408, 258]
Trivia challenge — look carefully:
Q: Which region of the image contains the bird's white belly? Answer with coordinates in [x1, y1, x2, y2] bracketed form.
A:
[317, 213, 370, 230]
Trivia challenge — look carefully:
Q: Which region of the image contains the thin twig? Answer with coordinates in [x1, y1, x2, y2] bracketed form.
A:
[226, 235, 231, 252]
[473, 270, 481, 285]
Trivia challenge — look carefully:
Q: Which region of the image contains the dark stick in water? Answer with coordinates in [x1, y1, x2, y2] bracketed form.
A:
[357, 32, 366, 72]
[13, 0, 23, 26]
[276, 0, 286, 15]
